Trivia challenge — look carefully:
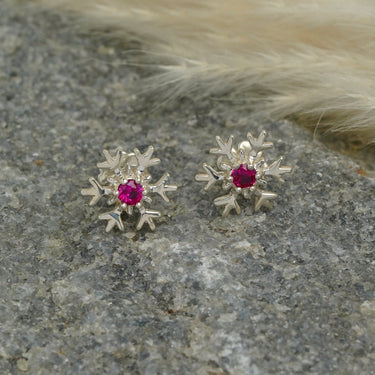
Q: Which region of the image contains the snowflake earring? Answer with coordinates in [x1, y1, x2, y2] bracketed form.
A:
[195, 130, 292, 217]
[81, 146, 177, 232]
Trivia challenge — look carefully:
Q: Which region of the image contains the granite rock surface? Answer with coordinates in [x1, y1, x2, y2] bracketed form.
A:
[0, 1, 375, 374]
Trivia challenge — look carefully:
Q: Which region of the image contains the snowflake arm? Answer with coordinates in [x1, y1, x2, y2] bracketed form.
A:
[247, 130, 273, 156]
[136, 208, 161, 231]
[195, 163, 225, 190]
[264, 157, 293, 181]
[81, 177, 111, 206]
[210, 135, 236, 161]
[150, 172, 178, 202]
[254, 190, 278, 212]
[97, 149, 123, 170]
[99, 208, 124, 232]
[214, 192, 241, 217]
[134, 146, 160, 172]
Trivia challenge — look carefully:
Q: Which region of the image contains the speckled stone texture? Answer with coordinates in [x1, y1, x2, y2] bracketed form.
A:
[1, 1, 375, 374]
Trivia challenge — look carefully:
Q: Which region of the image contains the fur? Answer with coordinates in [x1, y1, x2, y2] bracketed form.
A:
[27, 0, 375, 143]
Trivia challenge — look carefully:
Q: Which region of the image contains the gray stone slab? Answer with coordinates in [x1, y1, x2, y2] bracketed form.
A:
[0, 1, 374, 374]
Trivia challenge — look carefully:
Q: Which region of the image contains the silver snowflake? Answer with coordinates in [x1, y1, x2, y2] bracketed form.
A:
[82, 146, 177, 232]
[195, 130, 292, 217]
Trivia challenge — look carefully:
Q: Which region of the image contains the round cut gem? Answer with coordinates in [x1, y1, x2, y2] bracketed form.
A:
[118, 180, 143, 205]
[231, 164, 257, 188]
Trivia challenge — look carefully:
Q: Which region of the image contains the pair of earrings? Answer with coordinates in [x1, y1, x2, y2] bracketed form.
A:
[81, 130, 292, 232]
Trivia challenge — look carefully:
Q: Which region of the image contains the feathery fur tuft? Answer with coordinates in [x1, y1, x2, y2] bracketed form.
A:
[28, 0, 375, 143]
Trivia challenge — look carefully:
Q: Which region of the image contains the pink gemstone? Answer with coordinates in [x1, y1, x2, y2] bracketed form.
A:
[231, 164, 257, 188]
[118, 180, 143, 205]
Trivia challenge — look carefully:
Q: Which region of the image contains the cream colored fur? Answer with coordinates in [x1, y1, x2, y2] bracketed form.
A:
[28, 0, 375, 143]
